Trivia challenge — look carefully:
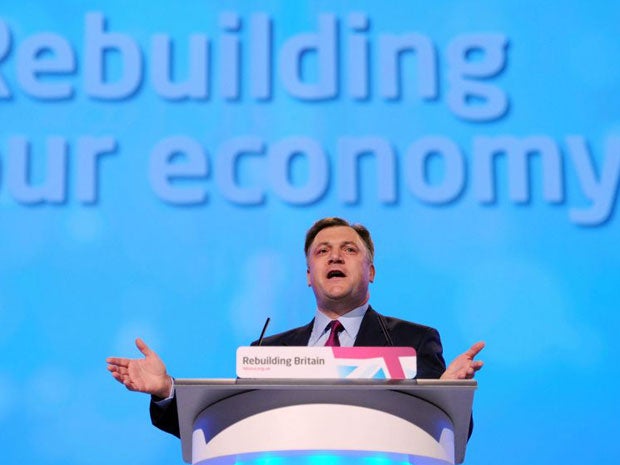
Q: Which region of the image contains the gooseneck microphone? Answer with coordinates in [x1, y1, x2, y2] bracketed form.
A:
[377, 313, 394, 346]
[257, 317, 271, 346]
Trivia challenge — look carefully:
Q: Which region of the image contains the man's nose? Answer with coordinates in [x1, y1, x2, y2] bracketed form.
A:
[328, 250, 344, 263]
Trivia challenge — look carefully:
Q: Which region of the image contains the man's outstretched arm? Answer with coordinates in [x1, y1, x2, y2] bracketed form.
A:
[107, 338, 181, 437]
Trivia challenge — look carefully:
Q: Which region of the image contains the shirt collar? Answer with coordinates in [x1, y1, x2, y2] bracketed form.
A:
[310, 303, 369, 345]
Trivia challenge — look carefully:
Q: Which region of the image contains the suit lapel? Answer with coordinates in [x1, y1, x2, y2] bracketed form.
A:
[281, 320, 314, 346]
[354, 307, 388, 347]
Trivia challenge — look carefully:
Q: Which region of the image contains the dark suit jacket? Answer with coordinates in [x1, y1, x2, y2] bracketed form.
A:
[150, 307, 446, 438]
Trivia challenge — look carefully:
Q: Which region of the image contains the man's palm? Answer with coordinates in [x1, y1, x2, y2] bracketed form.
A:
[107, 338, 172, 398]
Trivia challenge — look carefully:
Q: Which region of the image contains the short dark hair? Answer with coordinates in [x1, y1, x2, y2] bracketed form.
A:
[304, 217, 374, 262]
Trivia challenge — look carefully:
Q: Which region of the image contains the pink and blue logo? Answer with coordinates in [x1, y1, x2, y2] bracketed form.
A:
[331, 347, 417, 379]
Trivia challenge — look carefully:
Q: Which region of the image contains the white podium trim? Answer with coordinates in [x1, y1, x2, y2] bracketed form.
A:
[192, 403, 454, 464]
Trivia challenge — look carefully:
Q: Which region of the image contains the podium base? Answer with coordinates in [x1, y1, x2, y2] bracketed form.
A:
[175, 379, 476, 464]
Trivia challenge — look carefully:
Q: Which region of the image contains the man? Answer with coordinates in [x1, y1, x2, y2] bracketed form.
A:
[107, 217, 484, 438]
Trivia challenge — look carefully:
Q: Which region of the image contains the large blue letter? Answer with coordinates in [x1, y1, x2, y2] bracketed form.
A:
[149, 136, 208, 204]
[0, 18, 12, 98]
[447, 34, 509, 121]
[76, 136, 118, 203]
[473, 136, 563, 203]
[566, 136, 620, 226]
[215, 136, 266, 204]
[337, 136, 397, 204]
[151, 34, 209, 100]
[269, 137, 329, 204]
[17, 33, 76, 99]
[7, 136, 68, 204]
[405, 136, 464, 203]
[378, 32, 437, 101]
[279, 14, 337, 100]
[84, 12, 142, 99]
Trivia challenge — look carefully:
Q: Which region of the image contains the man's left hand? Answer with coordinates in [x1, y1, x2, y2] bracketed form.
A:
[440, 341, 485, 380]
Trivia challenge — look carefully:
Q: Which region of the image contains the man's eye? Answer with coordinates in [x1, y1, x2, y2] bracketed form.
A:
[345, 247, 357, 253]
[317, 248, 327, 255]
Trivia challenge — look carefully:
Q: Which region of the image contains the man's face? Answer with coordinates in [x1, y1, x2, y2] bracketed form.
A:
[306, 226, 375, 314]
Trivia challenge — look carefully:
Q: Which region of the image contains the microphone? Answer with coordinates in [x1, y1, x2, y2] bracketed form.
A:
[257, 317, 271, 346]
[377, 314, 394, 346]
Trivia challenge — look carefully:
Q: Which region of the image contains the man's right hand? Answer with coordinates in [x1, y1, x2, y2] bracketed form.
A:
[106, 338, 173, 399]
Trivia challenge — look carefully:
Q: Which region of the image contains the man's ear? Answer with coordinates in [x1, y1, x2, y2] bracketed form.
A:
[306, 267, 311, 286]
[369, 264, 376, 283]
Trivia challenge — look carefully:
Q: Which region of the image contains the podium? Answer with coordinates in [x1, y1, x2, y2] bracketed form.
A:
[175, 378, 477, 465]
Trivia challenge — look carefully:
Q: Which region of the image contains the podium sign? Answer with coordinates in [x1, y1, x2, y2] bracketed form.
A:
[236, 346, 417, 379]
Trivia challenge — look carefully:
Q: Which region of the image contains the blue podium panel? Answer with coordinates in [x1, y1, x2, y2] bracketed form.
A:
[198, 450, 451, 465]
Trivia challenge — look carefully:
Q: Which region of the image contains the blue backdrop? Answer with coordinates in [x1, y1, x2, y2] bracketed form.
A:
[1, 1, 619, 464]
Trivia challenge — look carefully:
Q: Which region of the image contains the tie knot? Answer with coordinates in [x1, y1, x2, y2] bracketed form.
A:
[325, 320, 344, 347]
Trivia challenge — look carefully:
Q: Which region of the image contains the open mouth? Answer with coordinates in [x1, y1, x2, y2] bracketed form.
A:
[327, 270, 346, 279]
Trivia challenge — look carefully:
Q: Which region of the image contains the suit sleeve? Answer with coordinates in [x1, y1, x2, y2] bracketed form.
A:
[149, 394, 180, 438]
[415, 327, 446, 379]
